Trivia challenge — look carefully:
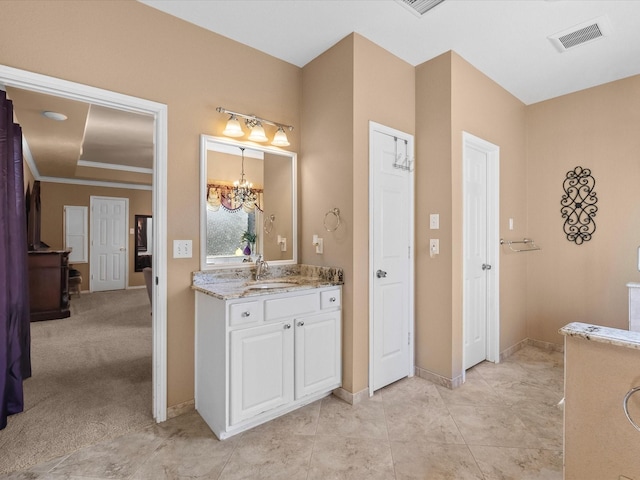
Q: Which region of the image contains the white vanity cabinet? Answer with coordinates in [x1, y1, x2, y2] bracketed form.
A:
[195, 285, 341, 439]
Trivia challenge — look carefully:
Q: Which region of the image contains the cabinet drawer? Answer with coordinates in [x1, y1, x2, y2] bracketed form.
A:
[264, 293, 319, 322]
[321, 289, 341, 309]
[229, 301, 262, 327]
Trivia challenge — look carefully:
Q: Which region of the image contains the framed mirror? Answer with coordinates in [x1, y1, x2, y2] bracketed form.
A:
[200, 135, 297, 269]
[134, 214, 153, 271]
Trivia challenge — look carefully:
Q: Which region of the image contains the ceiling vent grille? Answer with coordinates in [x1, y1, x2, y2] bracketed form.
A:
[548, 16, 612, 52]
[395, 0, 445, 17]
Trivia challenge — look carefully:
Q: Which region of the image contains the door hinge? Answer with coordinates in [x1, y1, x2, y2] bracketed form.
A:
[155, 276, 158, 286]
[408, 332, 411, 345]
[408, 246, 411, 259]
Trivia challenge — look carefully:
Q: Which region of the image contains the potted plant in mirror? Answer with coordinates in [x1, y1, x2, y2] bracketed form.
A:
[241, 231, 257, 256]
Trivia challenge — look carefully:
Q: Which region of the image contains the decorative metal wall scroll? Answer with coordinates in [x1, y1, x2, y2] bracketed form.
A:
[560, 166, 598, 245]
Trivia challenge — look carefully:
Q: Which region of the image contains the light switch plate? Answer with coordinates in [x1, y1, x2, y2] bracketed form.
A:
[173, 239, 192, 258]
[429, 238, 439, 257]
[430, 214, 439, 229]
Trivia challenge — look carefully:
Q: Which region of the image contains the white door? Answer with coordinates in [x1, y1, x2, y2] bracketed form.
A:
[463, 132, 500, 370]
[91, 196, 128, 292]
[230, 321, 293, 425]
[294, 310, 341, 400]
[370, 123, 414, 392]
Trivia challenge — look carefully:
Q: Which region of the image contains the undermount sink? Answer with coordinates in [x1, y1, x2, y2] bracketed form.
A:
[245, 282, 298, 290]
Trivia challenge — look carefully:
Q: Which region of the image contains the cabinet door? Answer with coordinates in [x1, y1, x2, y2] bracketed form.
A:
[230, 321, 294, 425]
[295, 311, 341, 400]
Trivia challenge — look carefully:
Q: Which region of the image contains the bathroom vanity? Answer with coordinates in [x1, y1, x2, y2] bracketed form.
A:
[193, 266, 342, 439]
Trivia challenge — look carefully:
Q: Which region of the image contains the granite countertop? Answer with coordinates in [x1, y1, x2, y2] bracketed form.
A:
[560, 322, 640, 351]
[192, 264, 344, 300]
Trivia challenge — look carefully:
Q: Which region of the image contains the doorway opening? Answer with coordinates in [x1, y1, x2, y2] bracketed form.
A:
[0, 65, 168, 422]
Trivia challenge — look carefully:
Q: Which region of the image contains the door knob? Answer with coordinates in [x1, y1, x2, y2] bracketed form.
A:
[119, 247, 126, 251]
[482, 264, 492, 270]
[376, 270, 387, 278]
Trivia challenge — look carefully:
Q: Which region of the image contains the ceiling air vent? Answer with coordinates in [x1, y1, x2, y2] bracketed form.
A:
[548, 15, 612, 53]
[395, 0, 445, 17]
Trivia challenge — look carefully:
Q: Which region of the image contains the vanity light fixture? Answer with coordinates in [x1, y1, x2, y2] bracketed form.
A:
[272, 127, 290, 147]
[222, 114, 244, 137]
[248, 121, 268, 143]
[231, 147, 258, 205]
[216, 106, 293, 146]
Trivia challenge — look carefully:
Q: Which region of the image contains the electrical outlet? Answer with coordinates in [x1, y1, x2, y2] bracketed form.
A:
[430, 214, 439, 229]
[173, 239, 192, 258]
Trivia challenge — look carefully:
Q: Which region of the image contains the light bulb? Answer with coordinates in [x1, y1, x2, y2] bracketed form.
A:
[272, 127, 290, 147]
[248, 123, 268, 142]
[223, 115, 244, 137]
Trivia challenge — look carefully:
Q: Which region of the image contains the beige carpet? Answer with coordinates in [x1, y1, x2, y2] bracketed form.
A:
[0, 288, 154, 474]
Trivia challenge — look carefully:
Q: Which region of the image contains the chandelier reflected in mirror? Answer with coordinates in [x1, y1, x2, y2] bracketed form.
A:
[232, 147, 258, 204]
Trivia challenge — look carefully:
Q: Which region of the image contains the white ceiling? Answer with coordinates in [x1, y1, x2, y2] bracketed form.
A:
[140, 0, 640, 105]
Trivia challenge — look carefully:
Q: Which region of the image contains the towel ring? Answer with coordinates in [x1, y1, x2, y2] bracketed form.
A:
[263, 214, 275, 235]
[324, 208, 341, 232]
[624, 386, 640, 432]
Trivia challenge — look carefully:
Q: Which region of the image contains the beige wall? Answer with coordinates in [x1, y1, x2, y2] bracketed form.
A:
[301, 34, 414, 394]
[564, 335, 640, 479]
[1, 0, 301, 407]
[6, 0, 638, 412]
[415, 53, 454, 378]
[415, 52, 527, 380]
[301, 35, 355, 390]
[38, 182, 152, 288]
[526, 75, 640, 345]
[262, 153, 293, 261]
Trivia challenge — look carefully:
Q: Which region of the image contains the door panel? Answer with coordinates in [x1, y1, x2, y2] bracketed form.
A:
[372, 129, 412, 391]
[230, 322, 293, 425]
[91, 197, 127, 292]
[294, 311, 341, 399]
[464, 145, 488, 369]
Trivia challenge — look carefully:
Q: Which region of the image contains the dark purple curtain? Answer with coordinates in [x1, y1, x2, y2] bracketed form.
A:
[0, 90, 31, 430]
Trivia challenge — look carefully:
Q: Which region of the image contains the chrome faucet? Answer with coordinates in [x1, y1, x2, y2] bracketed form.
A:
[254, 255, 268, 281]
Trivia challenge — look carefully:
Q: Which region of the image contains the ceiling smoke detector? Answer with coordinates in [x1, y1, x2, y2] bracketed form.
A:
[548, 15, 612, 52]
[395, 0, 445, 17]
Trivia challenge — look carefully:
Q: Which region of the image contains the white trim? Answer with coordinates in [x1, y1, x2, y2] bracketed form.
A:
[63, 205, 88, 263]
[368, 121, 415, 397]
[38, 175, 152, 191]
[462, 132, 500, 369]
[21, 137, 40, 178]
[77, 159, 154, 175]
[0, 64, 168, 422]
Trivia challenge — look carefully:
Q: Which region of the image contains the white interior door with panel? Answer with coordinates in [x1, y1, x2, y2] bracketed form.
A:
[90, 196, 128, 292]
[463, 132, 500, 370]
[369, 122, 414, 393]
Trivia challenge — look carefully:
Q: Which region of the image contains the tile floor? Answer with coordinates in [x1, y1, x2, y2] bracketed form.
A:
[2, 345, 564, 479]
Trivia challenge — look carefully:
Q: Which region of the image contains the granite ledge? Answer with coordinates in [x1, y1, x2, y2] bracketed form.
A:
[560, 322, 640, 351]
[192, 264, 344, 300]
